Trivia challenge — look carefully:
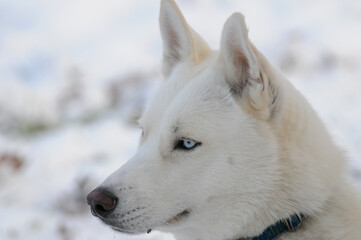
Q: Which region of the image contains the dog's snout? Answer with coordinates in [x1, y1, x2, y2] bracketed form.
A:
[87, 188, 118, 218]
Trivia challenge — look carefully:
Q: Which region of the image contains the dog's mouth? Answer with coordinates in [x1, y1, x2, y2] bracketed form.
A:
[166, 209, 191, 225]
[144, 209, 191, 234]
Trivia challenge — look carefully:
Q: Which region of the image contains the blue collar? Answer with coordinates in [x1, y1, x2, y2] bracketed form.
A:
[242, 213, 305, 240]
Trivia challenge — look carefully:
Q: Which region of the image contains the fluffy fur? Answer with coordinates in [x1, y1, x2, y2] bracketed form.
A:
[90, 0, 361, 239]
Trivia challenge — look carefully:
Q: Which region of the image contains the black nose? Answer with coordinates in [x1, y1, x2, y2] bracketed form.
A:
[87, 188, 118, 218]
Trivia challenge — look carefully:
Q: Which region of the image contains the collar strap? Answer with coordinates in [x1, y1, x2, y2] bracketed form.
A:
[250, 213, 305, 240]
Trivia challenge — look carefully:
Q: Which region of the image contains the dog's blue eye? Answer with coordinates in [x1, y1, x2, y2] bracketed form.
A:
[175, 139, 200, 151]
[183, 140, 196, 149]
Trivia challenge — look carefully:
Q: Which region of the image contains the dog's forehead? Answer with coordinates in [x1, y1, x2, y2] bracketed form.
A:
[139, 67, 195, 129]
[139, 63, 234, 131]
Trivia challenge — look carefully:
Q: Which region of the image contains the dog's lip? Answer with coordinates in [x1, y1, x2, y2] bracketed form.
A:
[166, 209, 191, 225]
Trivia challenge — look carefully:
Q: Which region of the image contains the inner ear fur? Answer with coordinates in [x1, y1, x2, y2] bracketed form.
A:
[219, 13, 279, 120]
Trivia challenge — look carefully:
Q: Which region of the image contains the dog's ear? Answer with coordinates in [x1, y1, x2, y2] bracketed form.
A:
[159, 0, 210, 76]
[219, 13, 277, 119]
[219, 13, 260, 94]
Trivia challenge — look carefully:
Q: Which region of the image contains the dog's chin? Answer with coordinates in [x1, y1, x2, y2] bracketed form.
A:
[110, 226, 140, 234]
[99, 218, 147, 235]
[105, 209, 191, 235]
[102, 219, 148, 235]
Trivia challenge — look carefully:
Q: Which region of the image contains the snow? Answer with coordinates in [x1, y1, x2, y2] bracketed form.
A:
[0, 0, 360, 239]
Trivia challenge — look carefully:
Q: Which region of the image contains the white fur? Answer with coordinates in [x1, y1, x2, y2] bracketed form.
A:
[94, 0, 361, 239]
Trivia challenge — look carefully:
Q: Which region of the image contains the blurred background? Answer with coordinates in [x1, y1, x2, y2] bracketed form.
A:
[0, 0, 360, 239]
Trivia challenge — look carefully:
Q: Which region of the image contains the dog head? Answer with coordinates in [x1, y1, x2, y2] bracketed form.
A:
[87, 1, 343, 239]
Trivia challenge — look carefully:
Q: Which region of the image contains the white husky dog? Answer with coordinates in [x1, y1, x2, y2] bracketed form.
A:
[87, 0, 361, 239]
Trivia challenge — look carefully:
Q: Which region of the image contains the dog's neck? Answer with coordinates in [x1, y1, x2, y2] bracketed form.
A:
[236, 213, 305, 240]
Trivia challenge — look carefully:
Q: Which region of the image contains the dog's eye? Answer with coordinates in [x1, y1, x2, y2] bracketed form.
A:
[183, 140, 196, 149]
[174, 139, 200, 151]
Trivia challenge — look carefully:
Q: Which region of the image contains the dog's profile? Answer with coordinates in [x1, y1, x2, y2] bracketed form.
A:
[87, 0, 361, 239]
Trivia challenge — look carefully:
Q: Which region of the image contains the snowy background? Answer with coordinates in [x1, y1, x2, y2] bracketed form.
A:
[0, 0, 360, 239]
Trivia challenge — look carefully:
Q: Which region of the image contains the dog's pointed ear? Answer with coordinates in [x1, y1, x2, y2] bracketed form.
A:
[219, 13, 260, 92]
[159, 0, 210, 76]
[219, 13, 278, 119]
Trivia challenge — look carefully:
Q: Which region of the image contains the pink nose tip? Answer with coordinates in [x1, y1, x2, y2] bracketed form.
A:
[87, 188, 118, 218]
